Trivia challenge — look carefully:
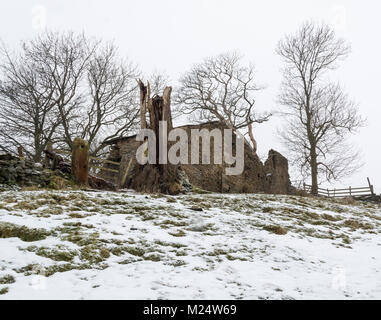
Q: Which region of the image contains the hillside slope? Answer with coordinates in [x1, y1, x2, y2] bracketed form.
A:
[0, 190, 380, 299]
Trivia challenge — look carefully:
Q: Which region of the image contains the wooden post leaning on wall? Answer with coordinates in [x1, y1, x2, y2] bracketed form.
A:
[71, 138, 89, 186]
[118, 155, 133, 188]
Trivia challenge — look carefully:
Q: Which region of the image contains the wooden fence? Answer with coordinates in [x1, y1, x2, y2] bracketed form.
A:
[303, 178, 375, 198]
[54, 149, 120, 174]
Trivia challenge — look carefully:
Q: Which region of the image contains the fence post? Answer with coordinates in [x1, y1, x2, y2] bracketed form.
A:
[303, 182, 306, 192]
[327, 188, 330, 198]
[367, 177, 375, 195]
[334, 188, 336, 198]
[349, 186, 352, 197]
[71, 138, 89, 186]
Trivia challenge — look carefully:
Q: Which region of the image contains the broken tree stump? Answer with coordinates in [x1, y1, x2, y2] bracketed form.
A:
[71, 138, 89, 186]
[125, 82, 186, 195]
[138, 79, 148, 129]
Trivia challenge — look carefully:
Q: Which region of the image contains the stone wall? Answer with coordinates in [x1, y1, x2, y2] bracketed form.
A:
[0, 154, 51, 187]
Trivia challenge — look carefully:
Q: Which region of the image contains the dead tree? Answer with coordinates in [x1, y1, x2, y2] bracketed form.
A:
[126, 81, 183, 194]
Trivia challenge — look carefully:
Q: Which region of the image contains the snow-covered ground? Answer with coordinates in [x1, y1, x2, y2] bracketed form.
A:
[0, 189, 380, 299]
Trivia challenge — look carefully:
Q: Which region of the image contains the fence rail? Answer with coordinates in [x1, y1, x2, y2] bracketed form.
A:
[54, 149, 120, 173]
[303, 178, 375, 198]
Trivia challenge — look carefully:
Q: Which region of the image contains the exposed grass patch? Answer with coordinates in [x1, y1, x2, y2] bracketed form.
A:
[167, 260, 187, 267]
[124, 246, 146, 257]
[60, 230, 99, 247]
[208, 248, 228, 256]
[322, 213, 341, 221]
[25, 246, 76, 262]
[80, 245, 110, 264]
[0, 222, 50, 242]
[144, 253, 161, 262]
[0, 274, 15, 284]
[0, 287, 9, 295]
[343, 219, 373, 230]
[14, 262, 108, 277]
[12, 201, 40, 211]
[168, 229, 186, 237]
[263, 225, 288, 235]
[132, 206, 151, 212]
[226, 254, 248, 261]
[48, 175, 71, 190]
[175, 250, 187, 256]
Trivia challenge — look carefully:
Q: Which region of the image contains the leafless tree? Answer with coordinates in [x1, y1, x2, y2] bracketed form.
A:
[24, 31, 96, 150]
[0, 31, 140, 159]
[175, 52, 271, 152]
[0, 43, 61, 161]
[81, 42, 140, 156]
[276, 22, 364, 195]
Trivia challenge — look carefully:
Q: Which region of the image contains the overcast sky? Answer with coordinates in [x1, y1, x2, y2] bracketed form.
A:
[1, 0, 380, 192]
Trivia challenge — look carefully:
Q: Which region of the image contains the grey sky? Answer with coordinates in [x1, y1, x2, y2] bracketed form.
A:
[1, 0, 380, 192]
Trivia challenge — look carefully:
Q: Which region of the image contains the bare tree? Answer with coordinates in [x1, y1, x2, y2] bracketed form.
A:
[276, 22, 364, 195]
[81, 42, 140, 156]
[175, 52, 270, 152]
[25, 31, 96, 150]
[0, 43, 61, 161]
[0, 31, 140, 159]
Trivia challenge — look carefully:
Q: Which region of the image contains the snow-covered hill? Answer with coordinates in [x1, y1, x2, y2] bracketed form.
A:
[0, 190, 380, 299]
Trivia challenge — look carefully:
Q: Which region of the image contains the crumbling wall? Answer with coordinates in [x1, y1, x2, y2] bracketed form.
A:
[101, 122, 292, 195]
[264, 149, 292, 194]
[178, 122, 265, 193]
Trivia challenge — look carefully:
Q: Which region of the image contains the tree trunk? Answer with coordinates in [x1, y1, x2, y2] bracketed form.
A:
[162, 86, 173, 130]
[310, 147, 318, 196]
[127, 84, 183, 194]
[247, 123, 257, 153]
[160, 86, 179, 193]
[138, 79, 147, 129]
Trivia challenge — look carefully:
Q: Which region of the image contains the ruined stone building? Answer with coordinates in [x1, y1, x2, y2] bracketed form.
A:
[100, 121, 292, 195]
